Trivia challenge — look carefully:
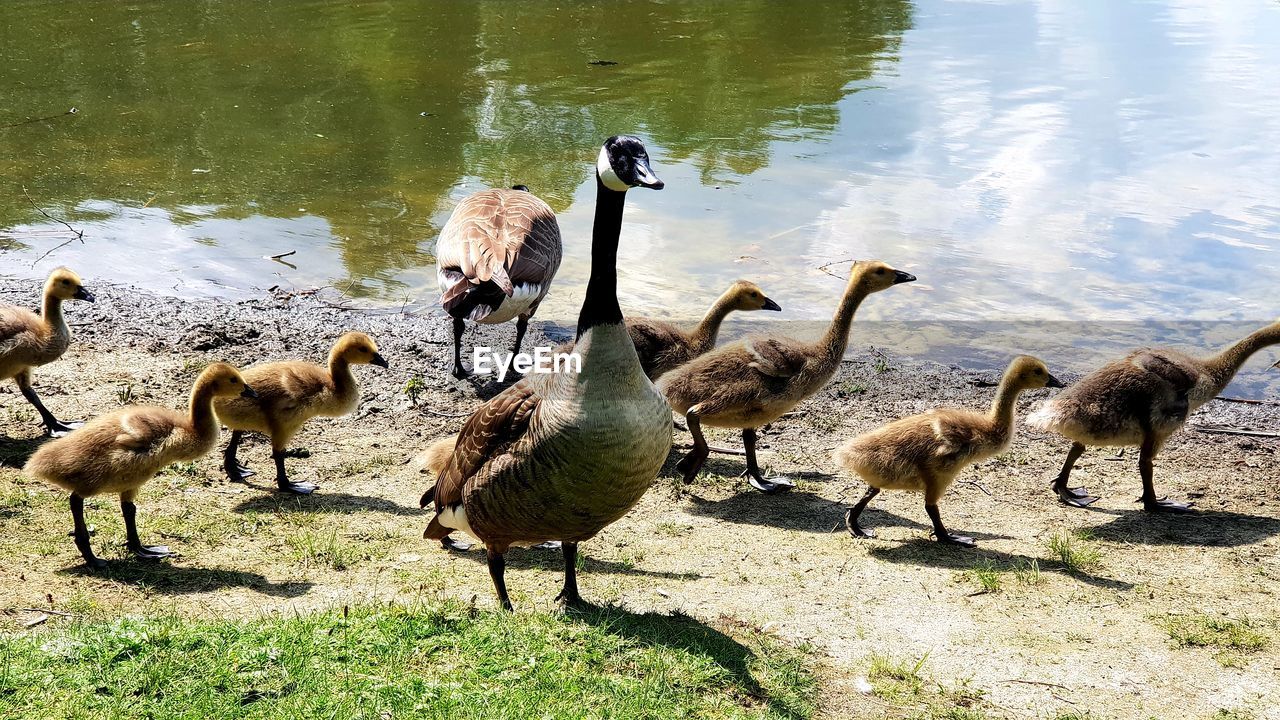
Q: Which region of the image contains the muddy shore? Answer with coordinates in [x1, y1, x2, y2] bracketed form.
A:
[2, 275, 1279, 719]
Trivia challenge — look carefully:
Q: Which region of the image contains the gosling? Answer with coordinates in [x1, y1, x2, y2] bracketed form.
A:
[24, 363, 255, 568]
[213, 332, 388, 494]
[1, 267, 94, 436]
[835, 356, 1063, 547]
[1028, 320, 1280, 512]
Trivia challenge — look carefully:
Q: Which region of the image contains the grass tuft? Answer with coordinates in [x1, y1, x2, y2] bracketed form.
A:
[1046, 530, 1101, 572]
[1157, 612, 1269, 667]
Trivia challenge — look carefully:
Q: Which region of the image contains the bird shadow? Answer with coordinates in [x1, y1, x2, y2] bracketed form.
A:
[567, 604, 807, 719]
[57, 561, 313, 597]
[444, 545, 704, 581]
[232, 492, 417, 516]
[1085, 508, 1280, 547]
[0, 434, 47, 469]
[865, 538, 1134, 591]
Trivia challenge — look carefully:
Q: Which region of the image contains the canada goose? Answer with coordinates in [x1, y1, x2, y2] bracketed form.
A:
[24, 363, 255, 569]
[437, 184, 563, 378]
[420, 135, 670, 610]
[627, 280, 780, 380]
[1027, 321, 1280, 512]
[658, 260, 915, 493]
[836, 356, 1063, 546]
[1, 267, 94, 436]
[213, 332, 388, 495]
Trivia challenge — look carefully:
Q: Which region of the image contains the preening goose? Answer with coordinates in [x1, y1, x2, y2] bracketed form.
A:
[420, 135, 670, 610]
[627, 280, 780, 380]
[24, 363, 255, 568]
[1, 267, 94, 436]
[214, 332, 388, 494]
[436, 185, 562, 378]
[658, 261, 915, 493]
[1027, 321, 1280, 512]
[836, 355, 1063, 546]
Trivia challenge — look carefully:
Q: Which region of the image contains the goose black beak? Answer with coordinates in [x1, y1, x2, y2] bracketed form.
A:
[240, 385, 258, 399]
[893, 270, 917, 284]
[633, 158, 664, 190]
[73, 287, 95, 303]
[371, 352, 390, 369]
[1046, 374, 1066, 389]
[761, 297, 782, 311]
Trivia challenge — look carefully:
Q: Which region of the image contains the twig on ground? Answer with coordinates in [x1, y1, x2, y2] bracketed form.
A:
[1, 107, 77, 130]
[266, 250, 297, 261]
[1214, 395, 1280, 406]
[1191, 424, 1280, 439]
[816, 257, 859, 281]
[1000, 678, 1072, 691]
[958, 479, 994, 498]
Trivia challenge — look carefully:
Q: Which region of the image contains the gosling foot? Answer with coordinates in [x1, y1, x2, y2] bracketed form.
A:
[451, 365, 470, 380]
[440, 535, 475, 552]
[82, 555, 109, 571]
[277, 480, 319, 495]
[130, 544, 172, 560]
[675, 454, 706, 484]
[743, 470, 794, 494]
[1142, 496, 1194, 513]
[45, 419, 84, 438]
[935, 532, 976, 547]
[225, 463, 255, 483]
[1054, 481, 1099, 508]
[844, 509, 876, 539]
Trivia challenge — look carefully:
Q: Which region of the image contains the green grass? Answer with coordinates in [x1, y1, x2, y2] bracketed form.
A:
[1045, 530, 1101, 572]
[1157, 612, 1269, 667]
[865, 652, 991, 719]
[0, 603, 815, 720]
[286, 529, 365, 571]
[959, 558, 1042, 595]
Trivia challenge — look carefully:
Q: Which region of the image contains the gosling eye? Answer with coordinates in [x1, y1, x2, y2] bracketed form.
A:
[875, 268, 885, 276]
[750, 292, 759, 299]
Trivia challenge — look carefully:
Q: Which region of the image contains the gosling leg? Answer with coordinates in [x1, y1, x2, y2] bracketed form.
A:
[487, 548, 513, 612]
[223, 430, 255, 482]
[924, 477, 974, 547]
[16, 370, 81, 437]
[741, 427, 794, 494]
[69, 493, 106, 570]
[274, 446, 318, 495]
[1051, 441, 1097, 507]
[555, 541, 586, 609]
[121, 491, 170, 560]
[451, 317, 469, 379]
[1138, 434, 1192, 513]
[845, 486, 881, 538]
[675, 409, 710, 483]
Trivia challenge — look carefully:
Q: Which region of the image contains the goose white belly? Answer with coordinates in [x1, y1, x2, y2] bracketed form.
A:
[478, 283, 544, 324]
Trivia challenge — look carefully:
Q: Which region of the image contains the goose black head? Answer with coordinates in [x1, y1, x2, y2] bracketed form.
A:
[597, 135, 664, 192]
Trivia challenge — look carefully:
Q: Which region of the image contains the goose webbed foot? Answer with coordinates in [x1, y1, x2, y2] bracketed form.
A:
[675, 453, 707, 484]
[555, 587, 589, 610]
[934, 532, 976, 547]
[277, 479, 319, 495]
[742, 469, 794, 494]
[225, 462, 255, 483]
[1053, 479, 1099, 507]
[451, 364, 470, 380]
[844, 508, 876, 539]
[45, 419, 83, 438]
[82, 555, 109, 571]
[130, 544, 172, 560]
[440, 535, 476, 552]
[1142, 496, 1194, 513]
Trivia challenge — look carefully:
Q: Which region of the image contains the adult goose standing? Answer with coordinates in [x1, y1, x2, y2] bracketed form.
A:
[420, 136, 670, 610]
[1027, 321, 1280, 512]
[436, 185, 562, 378]
[658, 261, 915, 493]
[1, 267, 94, 436]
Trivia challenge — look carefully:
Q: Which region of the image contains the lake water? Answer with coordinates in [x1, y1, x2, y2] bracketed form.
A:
[3, 0, 1280, 393]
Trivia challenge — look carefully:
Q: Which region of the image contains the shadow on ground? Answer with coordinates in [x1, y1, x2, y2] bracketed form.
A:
[57, 561, 313, 597]
[233, 492, 416, 516]
[867, 538, 1134, 591]
[0, 435, 47, 469]
[444, 544, 704, 581]
[1086, 508, 1280, 547]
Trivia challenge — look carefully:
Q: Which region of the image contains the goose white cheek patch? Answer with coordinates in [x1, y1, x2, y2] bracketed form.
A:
[597, 146, 630, 192]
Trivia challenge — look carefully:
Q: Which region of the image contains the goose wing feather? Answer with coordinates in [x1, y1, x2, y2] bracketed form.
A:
[436, 189, 562, 293]
[0, 307, 42, 356]
[743, 335, 808, 378]
[426, 379, 541, 510]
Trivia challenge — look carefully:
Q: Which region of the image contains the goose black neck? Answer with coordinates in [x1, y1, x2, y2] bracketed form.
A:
[576, 178, 627, 338]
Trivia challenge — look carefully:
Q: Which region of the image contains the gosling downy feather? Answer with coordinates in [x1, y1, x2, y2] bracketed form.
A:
[436, 186, 563, 378]
[658, 260, 915, 494]
[1026, 321, 1280, 512]
[24, 362, 255, 569]
[836, 355, 1063, 546]
[1, 267, 94, 435]
[214, 331, 388, 495]
[420, 135, 670, 611]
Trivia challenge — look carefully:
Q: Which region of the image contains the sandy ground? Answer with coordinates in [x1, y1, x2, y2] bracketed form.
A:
[1, 277, 1278, 719]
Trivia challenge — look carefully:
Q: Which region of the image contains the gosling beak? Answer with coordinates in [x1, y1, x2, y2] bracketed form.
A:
[761, 297, 782, 312]
[73, 287, 95, 303]
[371, 352, 390, 369]
[632, 157, 664, 190]
[240, 385, 258, 399]
[1046, 374, 1066, 389]
[892, 270, 917, 284]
